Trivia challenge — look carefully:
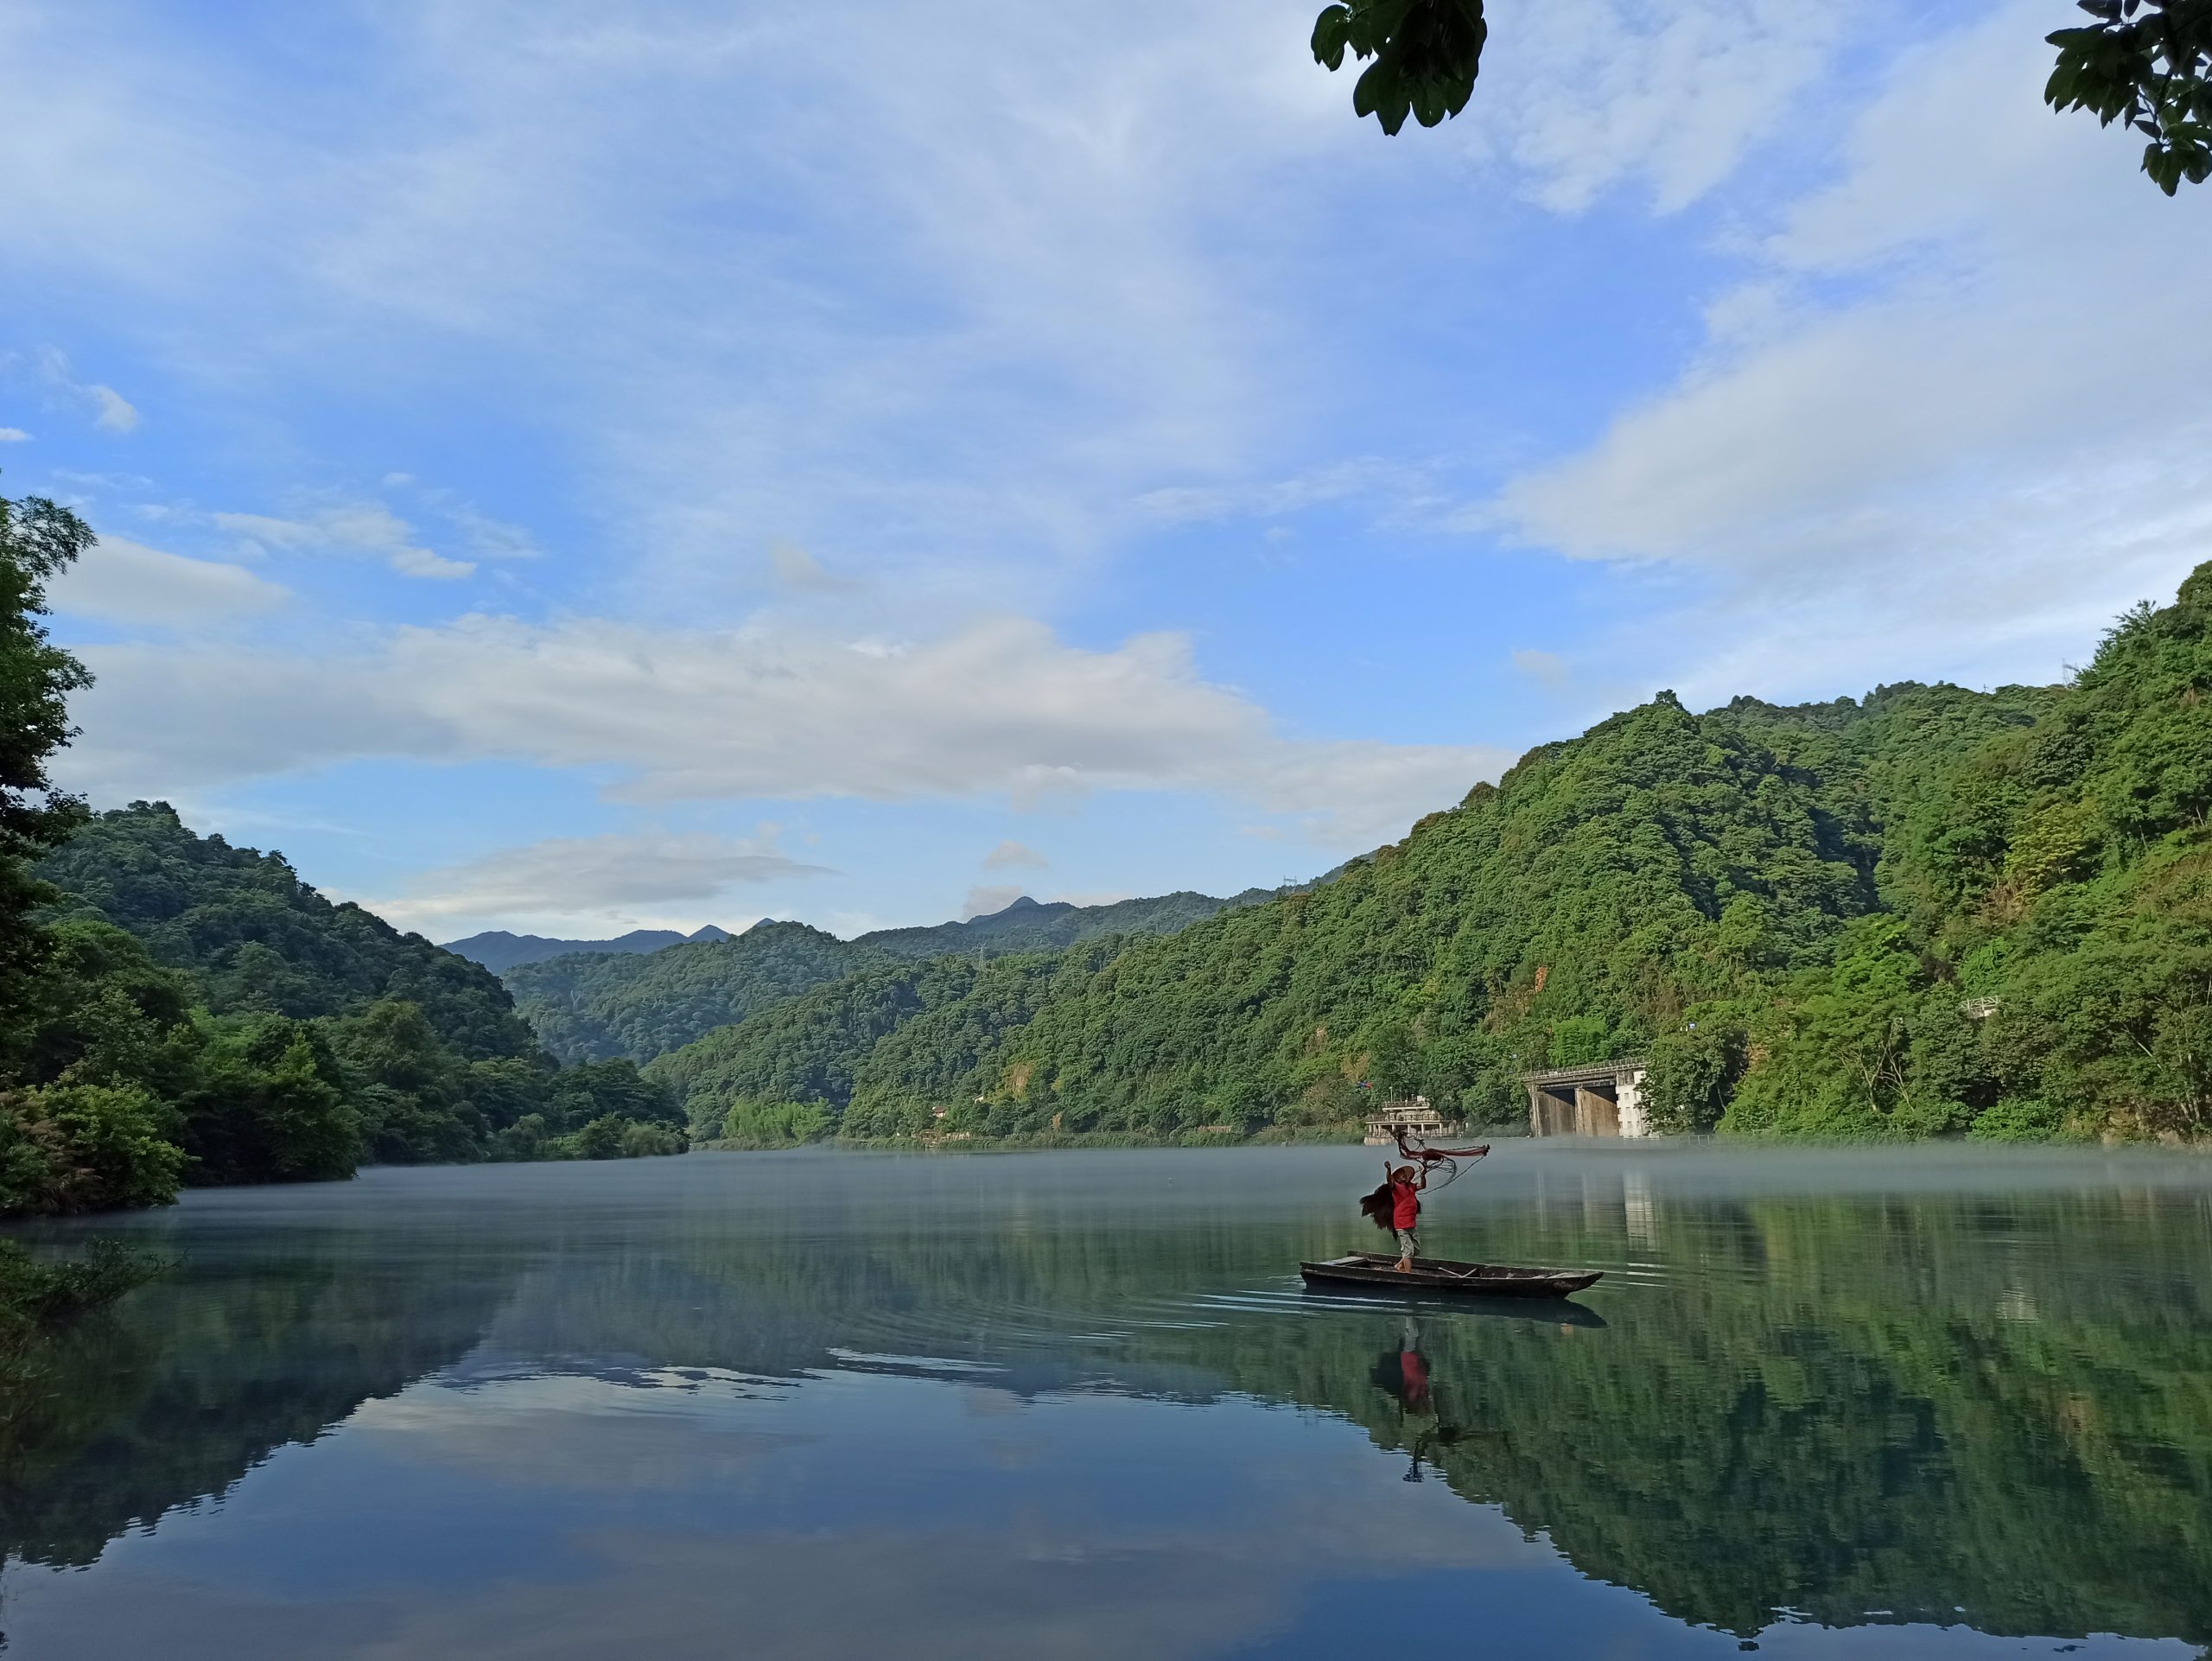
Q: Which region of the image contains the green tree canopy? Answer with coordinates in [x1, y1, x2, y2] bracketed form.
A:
[1310, 0, 2212, 194]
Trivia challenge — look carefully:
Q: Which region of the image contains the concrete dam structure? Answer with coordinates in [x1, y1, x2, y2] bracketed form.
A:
[1522, 1059, 1651, 1138]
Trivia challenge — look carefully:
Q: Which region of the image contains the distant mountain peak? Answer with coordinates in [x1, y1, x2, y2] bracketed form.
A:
[445, 925, 724, 975]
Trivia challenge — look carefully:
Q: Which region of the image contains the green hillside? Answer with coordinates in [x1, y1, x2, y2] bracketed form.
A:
[10, 803, 690, 1195]
[37, 803, 540, 1062]
[641, 565, 2212, 1145]
[645, 943, 1118, 1142]
[506, 888, 1262, 1066]
[504, 922, 879, 1064]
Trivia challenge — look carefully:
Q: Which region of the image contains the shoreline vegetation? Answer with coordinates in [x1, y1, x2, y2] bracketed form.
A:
[4, 490, 2210, 1225]
[694, 1121, 2212, 1156]
[696, 1122, 1388, 1154]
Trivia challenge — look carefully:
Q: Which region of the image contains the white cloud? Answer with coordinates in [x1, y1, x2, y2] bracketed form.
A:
[982, 840, 1049, 871]
[962, 884, 1027, 920]
[0, 427, 28, 442]
[448, 503, 540, 561]
[58, 613, 1506, 843]
[769, 541, 864, 595]
[1489, 1, 2212, 699]
[29, 349, 143, 435]
[90, 385, 139, 432]
[1472, 0, 1851, 213]
[0, 0, 1367, 619]
[1135, 459, 1442, 526]
[48, 536, 288, 627]
[214, 501, 475, 581]
[355, 830, 830, 934]
[390, 545, 476, 580]
[1510, 648, 1567, 687]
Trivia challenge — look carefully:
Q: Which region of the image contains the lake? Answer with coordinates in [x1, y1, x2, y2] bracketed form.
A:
[4, 1143, 2210, 1659]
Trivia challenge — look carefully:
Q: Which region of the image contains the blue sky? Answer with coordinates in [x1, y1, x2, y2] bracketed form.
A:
[6, 0, 2209, 941]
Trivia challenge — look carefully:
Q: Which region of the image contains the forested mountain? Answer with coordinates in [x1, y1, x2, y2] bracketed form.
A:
[505, 888, 1260, 1066]
[11, 804, 689, 1199]
[643, 944, 1118, 1142]
[640, 565, 2212, 1146]
[858, 889, 1268, 959]
[0, 493, 696, 1223]
[505, 922, 874, 1064]
[40, 804, 542, 1063]
[452, 898, 1209, 982]
[442, 924, 732, 975]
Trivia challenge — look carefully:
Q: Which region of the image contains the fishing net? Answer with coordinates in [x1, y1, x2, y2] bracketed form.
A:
[1358, 1129, 1490, 1229]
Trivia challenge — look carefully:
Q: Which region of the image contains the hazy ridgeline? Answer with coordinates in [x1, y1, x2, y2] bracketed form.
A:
[500, 890, 1260, 1066]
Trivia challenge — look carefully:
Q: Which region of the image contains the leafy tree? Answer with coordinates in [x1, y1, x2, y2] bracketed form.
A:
[178, 1016, 362, 1184]
[2046, 0, 2212, 194]
[0, 494, 92, 1064]
[1307, 0, 2212, 196]
[0, 1083, 185, 1215]
[1310, 0, 1485, 136]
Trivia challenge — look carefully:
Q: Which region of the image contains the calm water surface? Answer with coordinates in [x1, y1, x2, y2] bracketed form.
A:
[4, 1143, 2210, 1659]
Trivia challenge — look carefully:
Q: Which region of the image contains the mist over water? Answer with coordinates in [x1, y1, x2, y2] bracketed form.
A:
[5, 1144, 2209, 1659]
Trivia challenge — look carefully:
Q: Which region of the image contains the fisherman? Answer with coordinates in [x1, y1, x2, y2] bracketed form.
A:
[1356, 1131, 1488, 1263]
[1387, 1160, 1427, 1272]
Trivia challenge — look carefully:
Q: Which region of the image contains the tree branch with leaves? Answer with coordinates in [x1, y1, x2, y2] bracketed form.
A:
[1309, 0, 2212, 196]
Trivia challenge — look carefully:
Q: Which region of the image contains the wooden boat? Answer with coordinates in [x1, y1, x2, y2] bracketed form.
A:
[1299, 1252, 1602, 1298]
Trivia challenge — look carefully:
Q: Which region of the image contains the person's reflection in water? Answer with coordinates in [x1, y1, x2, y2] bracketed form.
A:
[1376, 1318, 1468, 1483]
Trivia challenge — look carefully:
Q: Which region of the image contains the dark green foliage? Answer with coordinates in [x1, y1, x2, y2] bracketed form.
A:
[645, 956, 985, 1134]
[1641, 1012, 1747, 1134]
[0, 495, 93, 1086]
[36, 802, 538, 1061]
[323, 999, 489, 1165]
[505, 921, 872, 1064]
[2047, 0, 2212, 193]
[1312, 0, 1486, 135]
[176, 1016, 362, 1185]
[0, 1083, 187, 1215]
[847, 942, 1131, 1138]
[645, 948, 1116, 1142]
[486, 1060, 684, 1161]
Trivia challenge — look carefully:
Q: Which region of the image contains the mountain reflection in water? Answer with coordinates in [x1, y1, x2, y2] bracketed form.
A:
[2, 1144, 2207, 1659]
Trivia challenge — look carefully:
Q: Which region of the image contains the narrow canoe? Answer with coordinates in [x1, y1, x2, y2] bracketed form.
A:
[1299, 1253, 1602, 1298]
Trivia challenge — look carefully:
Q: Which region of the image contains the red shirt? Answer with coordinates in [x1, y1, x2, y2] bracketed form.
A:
[1401, 1349, 1430, 1410]
[1391, 1182, 1421, 1230]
